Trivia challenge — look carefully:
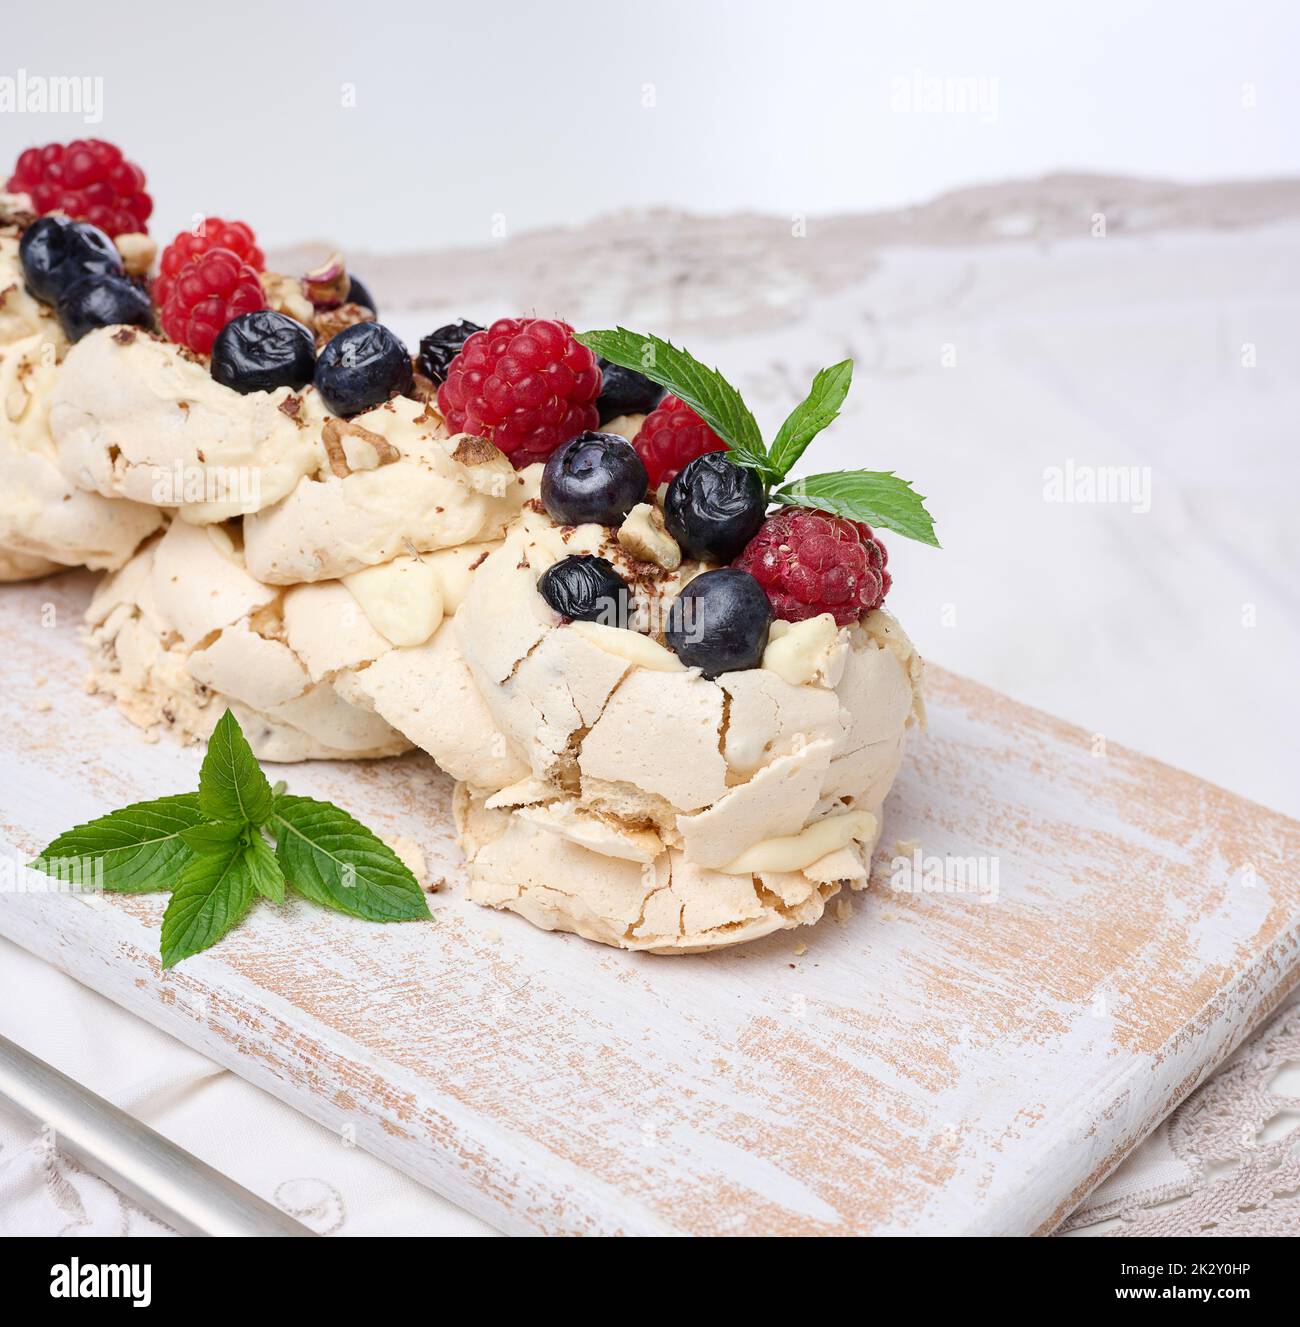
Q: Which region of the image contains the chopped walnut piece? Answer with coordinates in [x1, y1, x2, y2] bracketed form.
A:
[618, 502, 681, 570]
[114, 232, 157, 277]
[314, 301, 375, 346]
[302, 252, 351, 309]
[0, 193, 36, 233]
[321, 419, 352, 478]
[321, 417, 401, 476]
[260, 270, 315, 329]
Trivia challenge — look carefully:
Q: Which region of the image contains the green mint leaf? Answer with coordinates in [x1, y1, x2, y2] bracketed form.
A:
[773, 470, 940, 548]
[272, 795, 429, 923]
[29, 794, 203, 894]
[577, 328, 770, 474]
[766, 360, 853, 481]
[160, 838, 255, 968]
[198, 709, 273, 826]
[244, 833, 285, 904]
[181, 820, 247, 854]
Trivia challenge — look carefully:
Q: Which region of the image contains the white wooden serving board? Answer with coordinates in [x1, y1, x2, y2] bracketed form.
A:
[1, 571, 1297, 1236]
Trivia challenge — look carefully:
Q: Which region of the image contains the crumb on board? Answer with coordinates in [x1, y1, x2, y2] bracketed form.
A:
[382, 835, 427, 885]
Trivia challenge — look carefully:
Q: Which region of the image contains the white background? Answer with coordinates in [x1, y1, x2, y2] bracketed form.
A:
[2, 0, 1299, 252]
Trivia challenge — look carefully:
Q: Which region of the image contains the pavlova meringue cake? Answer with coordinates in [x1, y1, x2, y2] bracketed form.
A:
[2, 138, 937, 953]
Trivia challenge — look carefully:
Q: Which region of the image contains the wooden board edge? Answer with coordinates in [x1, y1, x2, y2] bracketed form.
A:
[0, 884, 679, 1237]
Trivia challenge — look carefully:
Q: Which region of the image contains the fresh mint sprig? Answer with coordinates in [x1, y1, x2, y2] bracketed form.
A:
[30, 709, 429, 967]
[766, 358, 854, 479]
[772, 471, 940, 548]
[577, 328, 770, 476]
[29, 793, 204, 894]
[161, 837, 257, 970]
[577, 328, 939, 547]
[198, 709, 274, 824]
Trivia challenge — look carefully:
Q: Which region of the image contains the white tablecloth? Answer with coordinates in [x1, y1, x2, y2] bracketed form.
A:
[0, 937, 496, 1236]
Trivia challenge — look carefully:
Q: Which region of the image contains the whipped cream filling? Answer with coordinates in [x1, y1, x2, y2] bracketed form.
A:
[762, 613, 845, 686]
[342, 556, 443, 647]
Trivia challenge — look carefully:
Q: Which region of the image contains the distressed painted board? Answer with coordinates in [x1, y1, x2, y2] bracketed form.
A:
[1, 570, 1298, 1236]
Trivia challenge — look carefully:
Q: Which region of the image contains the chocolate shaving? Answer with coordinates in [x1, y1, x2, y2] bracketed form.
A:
[409, 371, 439, 406]
[314, 301, 375, 347]
[451, 434, 502, 467]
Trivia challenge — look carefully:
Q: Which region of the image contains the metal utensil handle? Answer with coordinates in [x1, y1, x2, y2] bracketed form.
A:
[0, 1032, 315, 1236]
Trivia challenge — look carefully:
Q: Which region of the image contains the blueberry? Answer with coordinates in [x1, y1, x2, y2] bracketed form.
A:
[314, 322, 413, 417]
[56, 274, 154, 343]
[596, 359, 664, 424]
[664, 452, 767, 563]
[665, 568, 772, 678]
[417, 319, 482, 384]
[541, 432, 648, 528]
[211, 311, 317, 395]
[537, 554, 632, 626]
[20, 215, 123, 305]
[346, 274, 377, 315]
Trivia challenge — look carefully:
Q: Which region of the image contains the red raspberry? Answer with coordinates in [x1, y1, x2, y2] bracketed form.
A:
[159, 249, 265, 355]
[634, 394, 727, 488]
[734, 507, 891, 626]
[7, 139, 153, 237]
[436, 317, 601, 468]
[154, 219, 264, 310]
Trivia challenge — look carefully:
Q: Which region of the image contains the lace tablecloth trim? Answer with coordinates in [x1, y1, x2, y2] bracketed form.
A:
[1061, 990, 1300, 1236]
